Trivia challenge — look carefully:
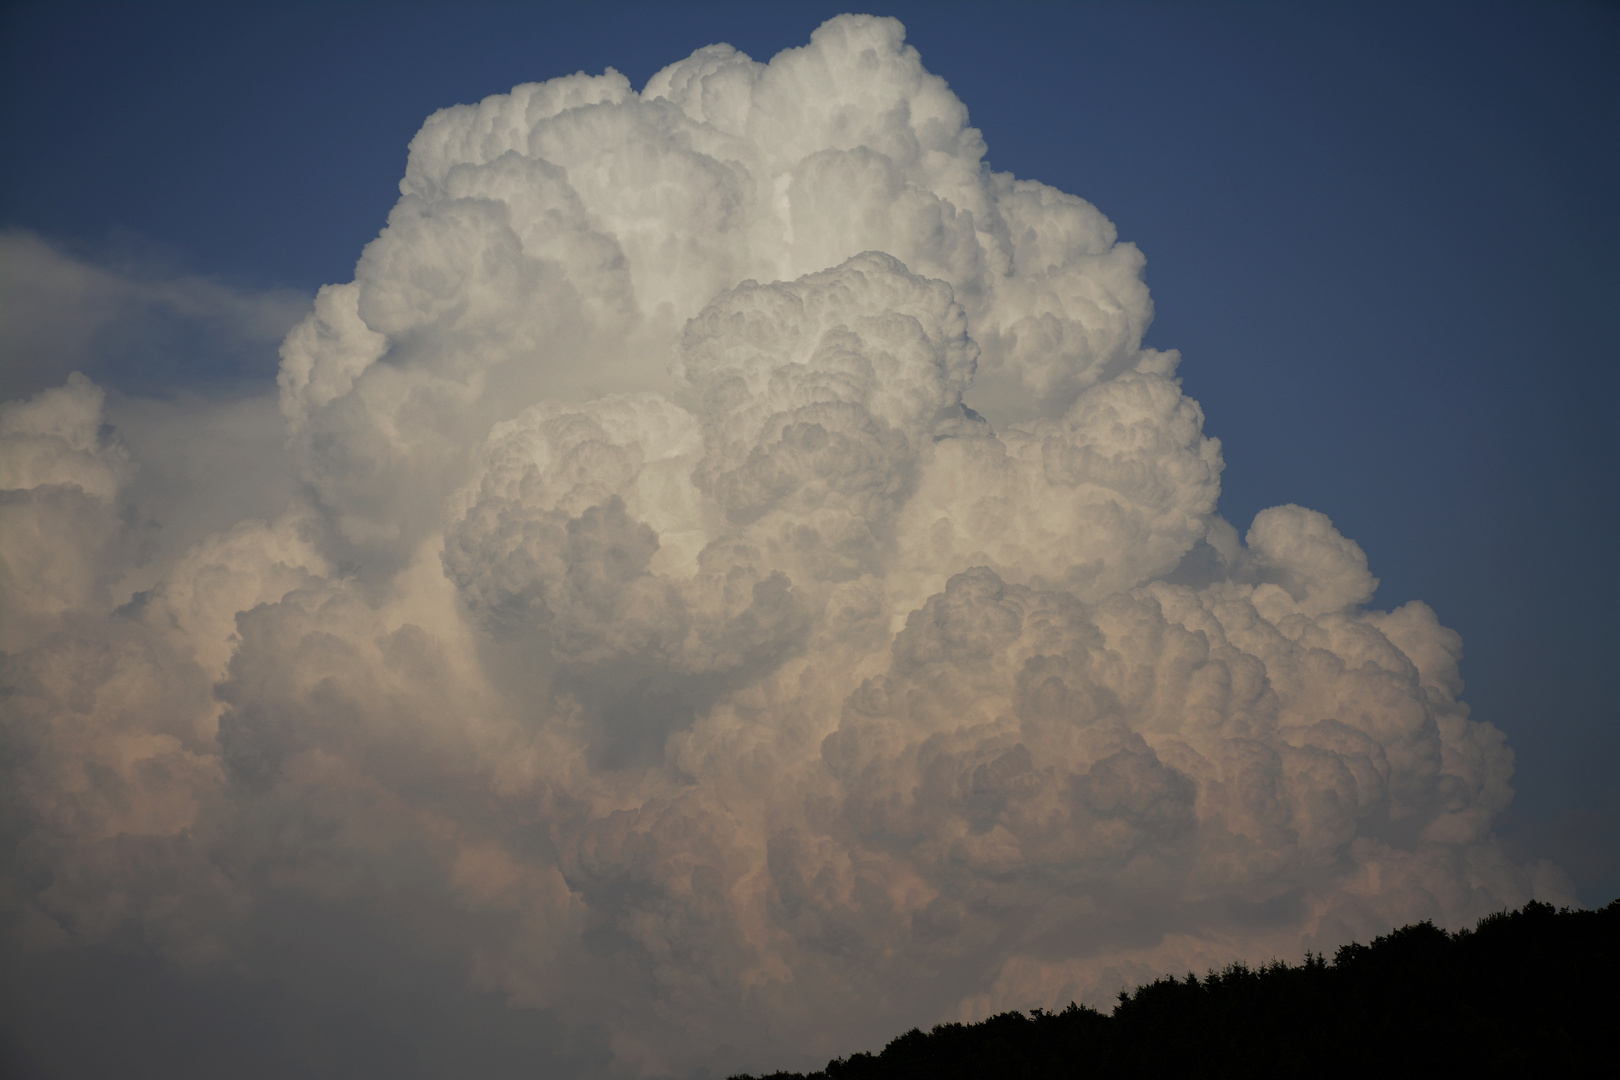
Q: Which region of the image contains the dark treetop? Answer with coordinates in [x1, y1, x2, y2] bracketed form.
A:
[733, 899, 1619, 1079]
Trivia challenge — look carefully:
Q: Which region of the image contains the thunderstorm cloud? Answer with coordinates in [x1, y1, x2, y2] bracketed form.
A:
[0, 16, 1570, 1077]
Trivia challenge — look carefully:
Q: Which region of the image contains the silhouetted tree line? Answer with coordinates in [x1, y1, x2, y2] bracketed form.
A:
[731, 900, 1618, 1079]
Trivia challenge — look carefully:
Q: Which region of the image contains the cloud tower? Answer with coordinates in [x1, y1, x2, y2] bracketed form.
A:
[0, 16, 1567, 1077]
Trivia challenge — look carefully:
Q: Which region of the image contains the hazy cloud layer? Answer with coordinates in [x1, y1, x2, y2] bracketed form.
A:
[0, 230, 309, 400]
[0, 16, 1569, 1077]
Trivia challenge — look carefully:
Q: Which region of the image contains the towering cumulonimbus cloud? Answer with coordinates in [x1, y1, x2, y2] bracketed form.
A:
[0, 15, 1569, 1077]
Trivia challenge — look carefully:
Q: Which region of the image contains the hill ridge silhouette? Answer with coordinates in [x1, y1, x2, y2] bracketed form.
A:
[732, 899, 1619, 1078]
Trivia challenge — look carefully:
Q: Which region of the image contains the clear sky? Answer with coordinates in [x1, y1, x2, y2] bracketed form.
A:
[1, 2, 1616, 1076]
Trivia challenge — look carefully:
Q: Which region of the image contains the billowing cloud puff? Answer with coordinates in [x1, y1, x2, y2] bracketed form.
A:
[0, 15, 1569, 1078]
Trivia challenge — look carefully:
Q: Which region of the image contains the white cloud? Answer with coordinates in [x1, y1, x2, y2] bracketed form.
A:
[0, 15, 1570, 1077]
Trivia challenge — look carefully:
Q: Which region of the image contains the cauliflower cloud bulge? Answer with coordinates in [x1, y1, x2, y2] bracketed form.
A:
[0, 15, 1564, 1078]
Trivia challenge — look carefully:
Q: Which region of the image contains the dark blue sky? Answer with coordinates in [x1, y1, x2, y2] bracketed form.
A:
[3, 0, 1616, 902]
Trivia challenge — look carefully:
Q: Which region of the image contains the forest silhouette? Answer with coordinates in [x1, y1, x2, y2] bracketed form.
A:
[731, 900, 1618, 1078]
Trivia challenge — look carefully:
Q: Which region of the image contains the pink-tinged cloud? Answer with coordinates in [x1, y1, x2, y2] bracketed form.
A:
[0, 15, 1569, 1077]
